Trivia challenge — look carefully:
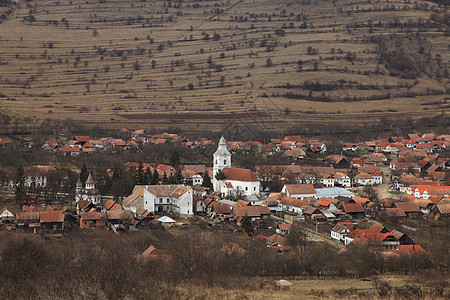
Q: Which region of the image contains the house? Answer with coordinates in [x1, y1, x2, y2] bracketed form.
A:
[414, 199, 434, 215]
[266, 234, 287, 247]
[276, 223, 293, 235]
[281, 184, 316, 200]
[369, 224, 389, 234]
[334, 172, 351, 187]
[76, 200, 96, 214]
[331, 223, 350, 243]
[193, 198, 207, 214]
[80, 212, 106, 228]
[16, 209, 40, 232]
[342, 203, 366, 219]
[354, 172, 375, 186]
[106, 210, 134, 230]
[134, 208, 152, 221]
[232, 206, 269, 222]
[345, 230, 400, 250]
[0, 207, 14, 221]
[385, 208, 407, 223]
[391, 229, 415, 245]
[429, 204, 450, 219]
[211, 204, 232, 218]
[396, 245, 427, 256]
[123, 185, 193, 216]
[279, 197, 305, 214]
[40, 210, 64, 232]
[393, 202, 421, 218]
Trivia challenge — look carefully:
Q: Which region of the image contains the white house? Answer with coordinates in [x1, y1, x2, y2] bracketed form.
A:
[330, 223, 350, 243]
[123, 184, 193, 216]
[279, 197, 305, 214]
[192, 174, 203, 186]
[354, 172, 375, 186]
[334, 172, 351, 187]
[0, 208, 14, 220]
[281, 184, 316, 200]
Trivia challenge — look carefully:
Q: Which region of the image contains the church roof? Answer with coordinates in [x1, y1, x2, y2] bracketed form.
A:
[222, 167, 259, 182]
[213, 136, 231, 157]
[86, 173, 95, 184]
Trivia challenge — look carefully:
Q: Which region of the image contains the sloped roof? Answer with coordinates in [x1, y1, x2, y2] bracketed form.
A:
[256, 206, 271, 215]
[80, 211, 104, 221]
[397, 245, 426, 256]
[146, 185, 191, 198]
[284, 184, 316, 195]
[123, 185, 144, 206]
[106, 210, 133, 220]
[331, 223, 349, 234]
[16, 211, 40, 221]
[280, 197, 305, 208]
[233, 206, 261, 218]
[213, 204, 231, 214]
[267, 234, 287, 246]
[369, 224, 388, 233]
[394, 202, 420, 213]
[343, 203, 365, 213]
[436, 204, 450, 214]
[222, 167, 259, 182]
[386, 208, 406, 217]
[40, 211, 64, 223]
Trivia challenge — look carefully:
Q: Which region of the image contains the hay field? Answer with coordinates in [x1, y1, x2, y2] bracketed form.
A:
[0, 0, 448, 132]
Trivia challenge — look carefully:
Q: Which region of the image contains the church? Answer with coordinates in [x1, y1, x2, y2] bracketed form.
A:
[75, 173, 101, 205]
[213, 137, 260, 199]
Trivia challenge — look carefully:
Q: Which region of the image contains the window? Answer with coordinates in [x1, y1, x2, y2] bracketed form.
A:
[166, 199, 169, 203]
[215, 160, 217, 164]
[254, 187, 256, 191]
[223, 159, 226, 165]
[245, 187, 248, 191]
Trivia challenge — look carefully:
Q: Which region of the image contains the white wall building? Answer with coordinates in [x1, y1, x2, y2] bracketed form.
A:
[213, 137, 260, 198]
[123, 185, 193, 216]
[281, 184, 316, 200]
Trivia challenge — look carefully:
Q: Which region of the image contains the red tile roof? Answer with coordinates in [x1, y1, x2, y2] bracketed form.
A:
[284, 184, 316, 195]
[222, 167, 259, 182]
[343, 203, 365, 213]
[40, 211, 64, 223]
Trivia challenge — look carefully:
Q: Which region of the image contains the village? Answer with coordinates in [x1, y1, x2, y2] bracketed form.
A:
[0, 129, 449, 267]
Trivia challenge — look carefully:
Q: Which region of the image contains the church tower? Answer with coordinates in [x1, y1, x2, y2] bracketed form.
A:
[213, 136, 231, 192]
[85, 172, 95, 190]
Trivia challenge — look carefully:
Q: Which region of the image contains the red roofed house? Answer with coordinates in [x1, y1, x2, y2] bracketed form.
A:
[80, 212, 106, 228]
[342, 203, 366, 219]
[281, 184, 316, 200]
[385, 208, 407, 223]
[40, 210, 64, 232]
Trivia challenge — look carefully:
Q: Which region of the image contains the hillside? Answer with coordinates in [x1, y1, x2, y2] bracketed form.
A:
[0, 0, 448, 134]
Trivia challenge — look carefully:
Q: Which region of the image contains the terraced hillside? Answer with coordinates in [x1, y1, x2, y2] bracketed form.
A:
[0, 0, 448, 133]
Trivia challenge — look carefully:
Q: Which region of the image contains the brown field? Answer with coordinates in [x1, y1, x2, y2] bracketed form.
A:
[0, 0, 448, 133]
